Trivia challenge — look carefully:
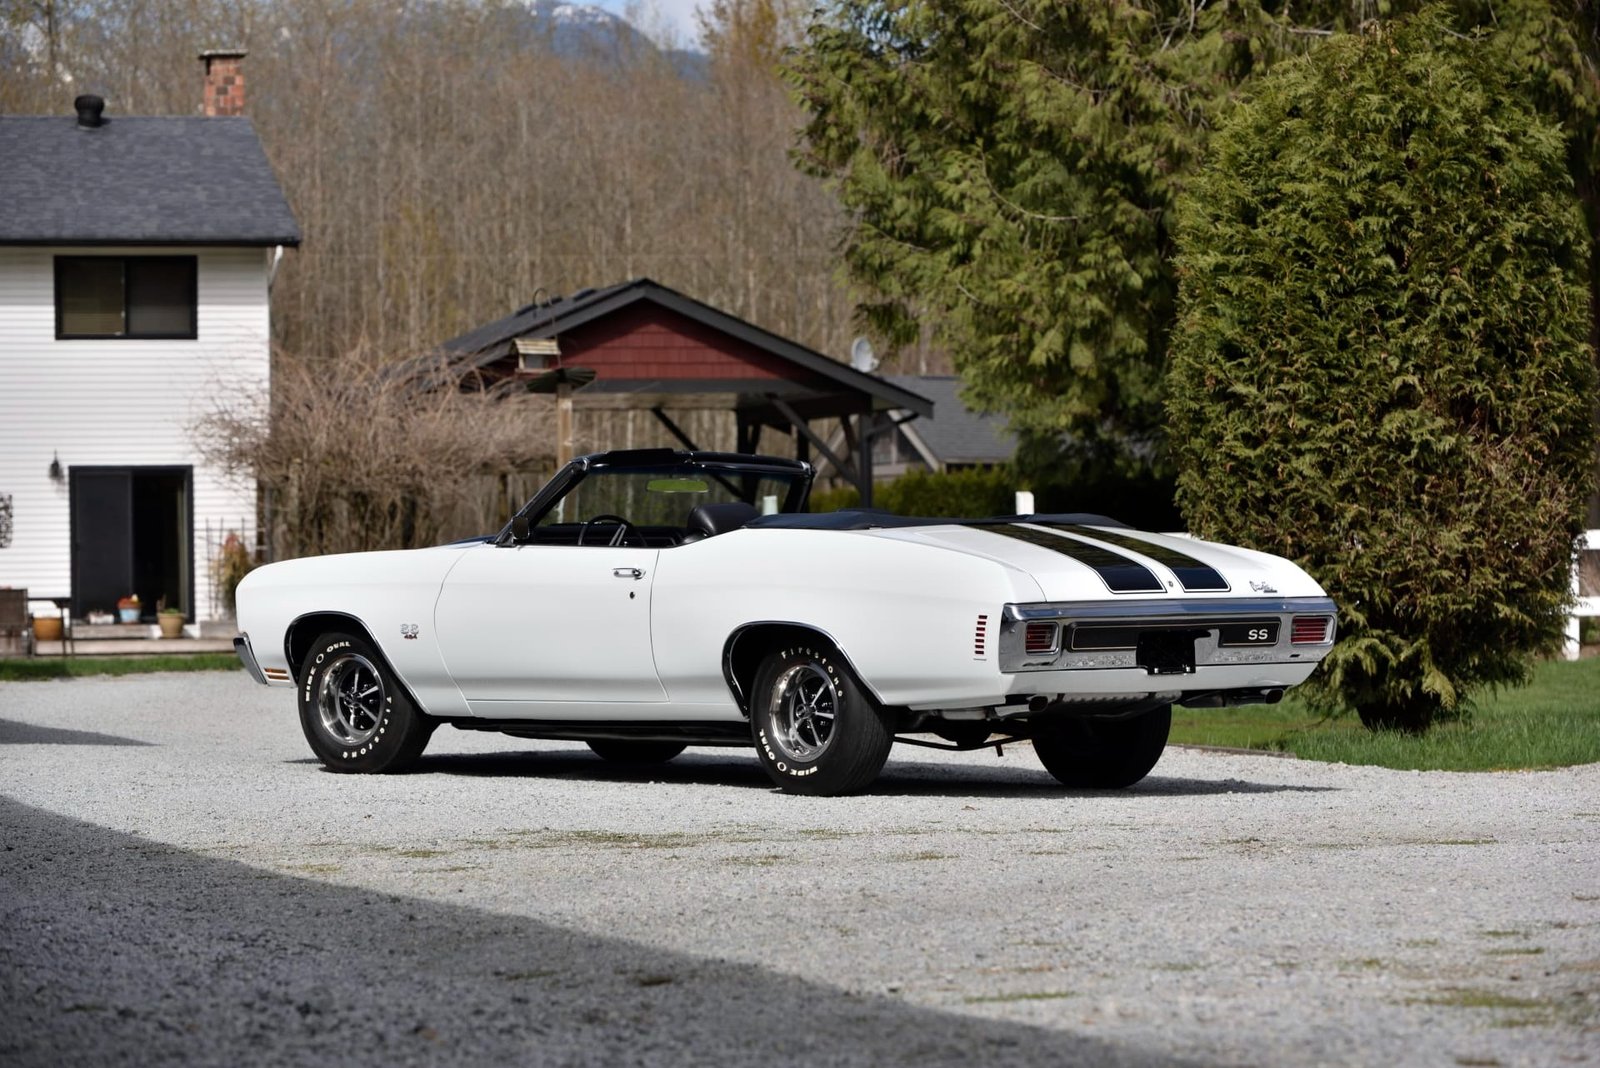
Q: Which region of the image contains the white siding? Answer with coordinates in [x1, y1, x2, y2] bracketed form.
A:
[0, 245, 272, 622]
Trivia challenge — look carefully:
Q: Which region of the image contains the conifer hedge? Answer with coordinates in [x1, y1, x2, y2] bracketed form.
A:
[1167, 12, 1597, 731]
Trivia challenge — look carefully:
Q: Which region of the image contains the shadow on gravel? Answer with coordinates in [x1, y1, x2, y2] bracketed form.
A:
[871, 775, 1339, 799]
[304, 749, 1337, 800]
[0, 719, 153, 748]
[0, 797, 1201, 1068]
[1120, 776, 1339, 797]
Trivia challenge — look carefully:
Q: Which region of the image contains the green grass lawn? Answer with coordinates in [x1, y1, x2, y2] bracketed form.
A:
[1170, 655, 1600, 771]
[0, 653, 241, 682]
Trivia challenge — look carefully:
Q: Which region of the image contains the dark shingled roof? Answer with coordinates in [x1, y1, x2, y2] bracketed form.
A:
[0, 115, 300, 246]
[885, 375, 1015, 465]
[439, 278, 640, 357]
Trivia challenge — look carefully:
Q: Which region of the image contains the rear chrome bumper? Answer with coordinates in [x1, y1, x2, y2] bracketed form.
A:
[998, 596, 1337, 674]
[233, 633, 270, 686]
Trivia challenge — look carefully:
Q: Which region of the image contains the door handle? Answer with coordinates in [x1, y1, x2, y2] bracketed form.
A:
[612, 568, 645, 580]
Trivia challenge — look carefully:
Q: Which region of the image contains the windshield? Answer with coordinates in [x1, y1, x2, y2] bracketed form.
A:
[517, 460, 808, 547]
[540, 466, 800, 529]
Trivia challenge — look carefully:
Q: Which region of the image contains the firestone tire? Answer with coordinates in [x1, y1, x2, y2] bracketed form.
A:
[297, 632, 434, 773]
[1031, 705, 1172, 789]
[587, 740, 687, 764]
[749, 642, 892, 796]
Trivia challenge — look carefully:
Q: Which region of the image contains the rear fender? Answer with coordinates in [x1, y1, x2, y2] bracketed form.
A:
[721, 621, 883, 717]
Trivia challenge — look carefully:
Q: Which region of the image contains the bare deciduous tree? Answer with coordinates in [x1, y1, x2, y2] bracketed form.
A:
[196, 345, 553, 557]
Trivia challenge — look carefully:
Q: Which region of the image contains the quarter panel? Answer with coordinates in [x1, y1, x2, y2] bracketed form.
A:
[651, 529, 1044, 710]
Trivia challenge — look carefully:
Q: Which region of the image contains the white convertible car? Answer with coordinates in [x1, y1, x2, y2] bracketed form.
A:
[235, 449, 1336, 795]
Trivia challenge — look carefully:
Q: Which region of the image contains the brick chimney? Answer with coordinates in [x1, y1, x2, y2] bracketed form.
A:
[200, 49, 247, 117]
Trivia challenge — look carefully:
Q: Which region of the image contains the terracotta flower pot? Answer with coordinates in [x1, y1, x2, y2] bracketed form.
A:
[32, 616, 63, 642]
[158, 614, 186, 639]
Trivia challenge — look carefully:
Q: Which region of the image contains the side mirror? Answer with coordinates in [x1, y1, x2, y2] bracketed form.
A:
[510, 515, 531, 543]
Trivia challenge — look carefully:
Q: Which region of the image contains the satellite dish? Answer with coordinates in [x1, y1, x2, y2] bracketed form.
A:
[850, 336, 879, 374]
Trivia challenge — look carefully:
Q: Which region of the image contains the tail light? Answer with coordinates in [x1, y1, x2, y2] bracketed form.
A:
[1024, 622, 1060, 656]
[1290, 616, 1333, 644]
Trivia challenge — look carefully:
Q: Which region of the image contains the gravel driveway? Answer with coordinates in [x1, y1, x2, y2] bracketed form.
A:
[2, 671, 1596, 1066]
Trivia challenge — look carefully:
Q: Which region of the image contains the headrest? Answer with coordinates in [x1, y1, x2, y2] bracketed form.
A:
[686, 501, 761, 539]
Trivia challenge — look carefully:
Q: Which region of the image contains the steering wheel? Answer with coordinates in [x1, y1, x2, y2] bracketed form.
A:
[577, 514, 643, 547]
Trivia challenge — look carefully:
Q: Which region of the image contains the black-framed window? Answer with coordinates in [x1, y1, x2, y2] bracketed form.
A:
[55, 256, 198, 339]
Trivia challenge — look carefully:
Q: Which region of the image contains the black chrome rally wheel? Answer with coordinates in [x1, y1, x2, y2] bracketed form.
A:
[298, 632, 434, 773]
[750, 642, 892, 796]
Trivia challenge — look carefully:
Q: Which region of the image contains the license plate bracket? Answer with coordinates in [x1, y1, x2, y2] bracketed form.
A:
[1136, 630, 1201, 675]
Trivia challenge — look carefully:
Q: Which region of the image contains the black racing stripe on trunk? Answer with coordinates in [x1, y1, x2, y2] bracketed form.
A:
[1048, 526, 1231, 593]
[984, 525, 1164, 593]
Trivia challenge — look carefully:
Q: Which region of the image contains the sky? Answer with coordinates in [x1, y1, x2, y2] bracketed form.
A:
[588, 0, 707, 50]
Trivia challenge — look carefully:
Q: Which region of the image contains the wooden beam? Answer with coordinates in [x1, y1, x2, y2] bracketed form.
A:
[864, 411, 920, 440]
[770, 396, 856, 488]
[858, 409, 876, 507]
[555, 382, 574, 467]
[570, 392, 742, 412]
[650, 407, 702, 452]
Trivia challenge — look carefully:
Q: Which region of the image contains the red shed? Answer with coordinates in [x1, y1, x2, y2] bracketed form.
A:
[428, 278, 934, 504]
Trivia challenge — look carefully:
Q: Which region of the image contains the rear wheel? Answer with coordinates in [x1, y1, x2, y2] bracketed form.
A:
[1031, 705, 1172, 789]
[297, 632, 434, 773]
[749, 642, 892, 796]
[587, 740, 686, 764]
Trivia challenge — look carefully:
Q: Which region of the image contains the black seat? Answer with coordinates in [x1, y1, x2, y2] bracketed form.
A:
[682, 501, 760, 543]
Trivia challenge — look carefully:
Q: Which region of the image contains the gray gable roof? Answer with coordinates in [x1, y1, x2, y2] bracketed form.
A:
[0, 115, 300, 246]
[885, 375, 1016, 465]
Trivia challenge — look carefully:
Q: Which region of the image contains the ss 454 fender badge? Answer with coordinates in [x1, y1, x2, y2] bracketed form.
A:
[400, 623, 420, 640]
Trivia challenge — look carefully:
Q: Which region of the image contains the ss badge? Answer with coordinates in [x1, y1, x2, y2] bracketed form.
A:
[400, 623, 420, 640]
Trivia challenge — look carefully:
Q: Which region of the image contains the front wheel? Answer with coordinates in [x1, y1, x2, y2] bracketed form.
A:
[749, 642, 892, 796]
[297, 632, 434, 773]
[1031, 705, 1172, 789]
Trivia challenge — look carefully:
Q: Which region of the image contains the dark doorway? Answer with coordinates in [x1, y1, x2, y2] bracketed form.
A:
[70, 467, 192, 621]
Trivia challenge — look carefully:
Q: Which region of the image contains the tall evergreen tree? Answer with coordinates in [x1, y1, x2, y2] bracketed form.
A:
[790, 0, 1600, 494]
[792, 1, 1180, 446]
[787, 0, 1374, 452]
[1168, 11, 1596, 731]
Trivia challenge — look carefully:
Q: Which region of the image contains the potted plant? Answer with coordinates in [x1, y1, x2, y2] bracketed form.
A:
[116, 594, 141, 624]
[31, 603, 63, 643]
[158, 606, 186, 639]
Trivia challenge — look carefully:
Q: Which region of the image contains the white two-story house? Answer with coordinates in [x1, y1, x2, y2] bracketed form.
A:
[0, 52, 298, 625]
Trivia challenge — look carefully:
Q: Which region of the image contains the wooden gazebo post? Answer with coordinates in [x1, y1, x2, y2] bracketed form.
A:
[514, 338, 593, 467]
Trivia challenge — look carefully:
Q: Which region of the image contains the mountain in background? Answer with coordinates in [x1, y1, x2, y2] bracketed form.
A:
[486, 0, 708, 75]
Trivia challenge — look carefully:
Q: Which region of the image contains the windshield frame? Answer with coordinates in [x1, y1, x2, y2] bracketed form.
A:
[498, 451, 813, 547]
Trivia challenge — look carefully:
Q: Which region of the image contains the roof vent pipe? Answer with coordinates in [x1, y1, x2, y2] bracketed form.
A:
[74, 95, 105, 128]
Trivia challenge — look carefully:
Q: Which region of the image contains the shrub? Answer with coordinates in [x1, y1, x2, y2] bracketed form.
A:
[810, 466, 1019, 517]
[196, 346, 552, 558]
[1012, 433, 1181, 532]
[810, 450, 1180, 526]
[213, 531, 255, 618]
[1167, 12, 1596, 732]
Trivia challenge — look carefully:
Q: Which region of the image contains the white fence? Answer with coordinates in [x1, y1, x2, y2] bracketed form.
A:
[1566, 529, 1600, 661]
